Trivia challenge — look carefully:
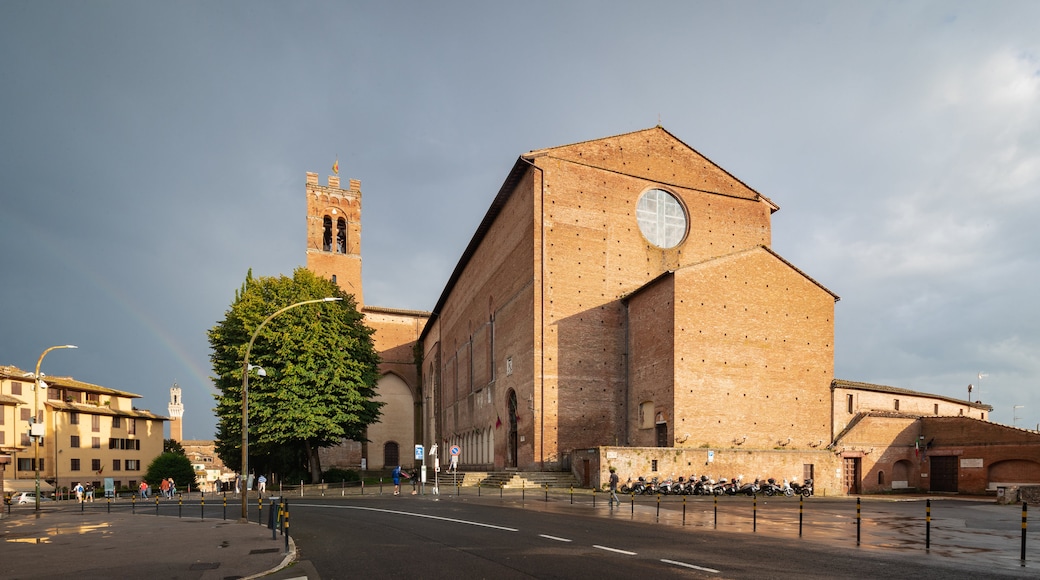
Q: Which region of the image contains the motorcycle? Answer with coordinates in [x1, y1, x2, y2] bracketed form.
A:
[790, 477, 814, 497]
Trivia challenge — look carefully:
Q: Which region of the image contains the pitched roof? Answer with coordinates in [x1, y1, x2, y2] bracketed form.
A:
[832, 378, 991, 411]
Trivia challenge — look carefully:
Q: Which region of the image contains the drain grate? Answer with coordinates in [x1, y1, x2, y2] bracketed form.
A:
[249, 547, 281, 555]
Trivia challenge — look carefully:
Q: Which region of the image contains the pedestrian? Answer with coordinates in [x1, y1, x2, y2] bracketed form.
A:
[85, 482, 94, 502]
[74, 482, 84, 503]
[168, 477, 176, 498]
[258, 474, 267, 494]
[392, 465, 404, 496]
[160, 477, 170, 499]
[138, 480, 148, 499]
[410, 468, 419, 494]
[608, 467, 620, 508]
[235, 474, 241, 496]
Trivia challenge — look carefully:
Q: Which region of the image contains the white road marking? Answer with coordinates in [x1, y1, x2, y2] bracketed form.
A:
[299, 503, 518, 531]
[661, 558, 720, 573]
[538, 534, 572, 542]
[593, 544, 637, 555]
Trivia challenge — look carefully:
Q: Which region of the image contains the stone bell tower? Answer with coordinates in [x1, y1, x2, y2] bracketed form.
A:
[305, 171, 364, 306]
[168, 383, 184, 442]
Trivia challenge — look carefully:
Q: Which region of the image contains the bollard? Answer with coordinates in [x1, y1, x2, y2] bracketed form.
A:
[500, 483, 504, 498]
[570, 486, 573, 505]
[753, 495, 757, 532]
[656, 493, 661, 520]
[223, 492, 227, 520]
[926, 499, 931, 551]
[178, 494, 183, 518]
[258, 495, 263, 525]
[107, 496, 111, 513]
[856, 497, 861, 546]
[155, 496, 159, 516]
[631, 491, 635, 515]
[682, 496, 687, 526]
[478, 482, 481, 497]
[544, 484, 548, 503]
[201, 496, 205, 520]
[1022, 502, 1028, 566]
[522, 481, 525, 503]
[321, 479, 325, 497]
[283, 499, 290, 554]
[361, 480, 365, 495]
[457, 483, 461, 497]
[132, 494, 136, 514]
[714, 495, 718, 529]
[592, 487, 596, 507]
[799, 496, 804, 537]
[380, 477, 383, 495]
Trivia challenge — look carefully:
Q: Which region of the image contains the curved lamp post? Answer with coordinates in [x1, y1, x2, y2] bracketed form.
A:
[240, 297, 341, 521]
[33, 344, 77, 512]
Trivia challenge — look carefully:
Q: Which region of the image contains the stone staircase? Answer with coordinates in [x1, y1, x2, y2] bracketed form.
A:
[444, 470, 579, 489]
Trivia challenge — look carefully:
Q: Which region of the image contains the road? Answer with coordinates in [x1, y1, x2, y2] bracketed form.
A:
[276, 493, 1036, 579]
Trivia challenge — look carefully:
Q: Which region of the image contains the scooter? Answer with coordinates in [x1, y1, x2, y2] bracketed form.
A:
[790, 477, 814, 497]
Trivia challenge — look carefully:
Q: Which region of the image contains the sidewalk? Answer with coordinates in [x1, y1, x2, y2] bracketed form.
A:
[0, 503, 295, 580]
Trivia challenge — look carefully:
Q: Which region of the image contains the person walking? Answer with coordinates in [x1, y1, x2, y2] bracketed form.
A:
[84, 482, 94, 502]
[392, 465, 406, 496]
[74, 482, 84, 503]
[258, 474, 267, 494]
[608, 467, 620, 508]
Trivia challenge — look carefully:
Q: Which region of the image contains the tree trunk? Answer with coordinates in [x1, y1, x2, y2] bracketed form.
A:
[305, 440, 322, 483]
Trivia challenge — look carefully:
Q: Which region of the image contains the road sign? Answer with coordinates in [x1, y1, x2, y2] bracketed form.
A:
[415, 444, 424, 460]
[450, 445, 461, 456]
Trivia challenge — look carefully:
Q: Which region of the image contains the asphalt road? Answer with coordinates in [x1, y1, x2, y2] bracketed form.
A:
[278, 494, 1036, 579]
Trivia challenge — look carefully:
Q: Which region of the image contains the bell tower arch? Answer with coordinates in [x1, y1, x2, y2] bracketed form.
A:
[305, 171, 363, 306]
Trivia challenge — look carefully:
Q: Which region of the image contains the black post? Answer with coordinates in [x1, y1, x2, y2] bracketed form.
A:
[592, 488, 596, 507]
[926, 499, 931, 551]
[856, 497, 861, 546]
[107, 496, 111, 513]
[799, 496, 804, 537]
[682, 496, 687, 526]
[178, 494, 183, 518]
[201, 496, 205, 521]
[155, 496, 159, 516]
[132, 494, 136, 514]
[714, 494, 718, 529]
[544, 484, 548, 502]
[1022, 502, 1028, 566]
[284, 499, 290, 554]
[223, 492, 227, 520]
[257, 495, 262, 525]
[570, 486, 573, 505]
[656, 493, 661, 520]
[753, 494, 757, 532]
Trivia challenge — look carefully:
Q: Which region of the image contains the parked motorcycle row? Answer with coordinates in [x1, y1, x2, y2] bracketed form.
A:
[618, 474, 814, 497]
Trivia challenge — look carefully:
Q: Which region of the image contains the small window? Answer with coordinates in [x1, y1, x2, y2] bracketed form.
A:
[21, 408, 31, 421]
[934, 404, 939, 415]
[70, 412, 79, 425]
[112, 459, 121, 471]
[91, 415, 100, 432]
[336, 217, 347, 253]
[636, 188, 687, 249]
[71, 435, 80, 448]
[847, 394, 854, 414]
[125, 459, 140, 471]
[128, 419, 136, 435]
[322, 216, 333, 251]
[878, 471, 885, 485]
[71, 458, 81, 471]
[12, 381, 23, 395]
[112, 416, 121, 429]
[91, 437, 100, 449]
[91, 459, 101, 472]
[651, 460, 658, 472]
[894, 399, 900, 411]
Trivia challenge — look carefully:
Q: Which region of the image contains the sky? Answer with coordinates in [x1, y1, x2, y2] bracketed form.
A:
[2, 1, 1038, 440]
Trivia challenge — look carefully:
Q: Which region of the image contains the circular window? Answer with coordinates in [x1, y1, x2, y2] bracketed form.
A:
[636, 188, 687, 248]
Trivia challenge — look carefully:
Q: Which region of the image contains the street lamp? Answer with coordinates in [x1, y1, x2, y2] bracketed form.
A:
[240, 297, 341, 521]
[1013, 405, 1025, 427]
[33, 344, 77, 512]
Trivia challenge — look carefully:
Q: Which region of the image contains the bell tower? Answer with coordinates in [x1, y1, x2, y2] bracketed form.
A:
[168, 383, 184, 442]
[305, 171, 363, 306]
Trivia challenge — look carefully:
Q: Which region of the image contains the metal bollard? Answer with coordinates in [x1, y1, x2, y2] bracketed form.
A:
[682, 496, 686, 526]
[155, 495, 159, 516]
[201, 496, 205, 520]
[799, 496, 804, 537]
[544, 484, 548, 502]
[178, 494, 183, 518]
[753, 495, 757, 532]
[258, 495, 263, 525]
[926, 499, 931, 551]
[656, 493, 661, 520]
[570, 486, 573, 505]
[132, 494, 136, 514]
[1022, 502, 1028, 566]
[856, 497, 861, 546]
[714, 494, 718, 529]
[223, 492, 227, 520]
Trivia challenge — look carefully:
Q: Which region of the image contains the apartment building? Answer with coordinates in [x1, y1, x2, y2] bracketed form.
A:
[0, 365, 166, 495]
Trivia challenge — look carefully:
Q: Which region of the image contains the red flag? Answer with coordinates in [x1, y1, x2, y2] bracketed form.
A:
[495, 414, 502, 428]
[332, 159, 339, 175]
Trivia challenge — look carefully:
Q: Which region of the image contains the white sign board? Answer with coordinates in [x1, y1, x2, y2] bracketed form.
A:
[415, 444, 424, 461]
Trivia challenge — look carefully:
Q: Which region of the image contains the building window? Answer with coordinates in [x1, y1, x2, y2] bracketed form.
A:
[21, 407, 31, 421]
[112, 416, 121, 429]
[91, 459, 101, 472]
[112, 459, 121, 472]
[336, 217, 347, 253]
[17, 458, 34, 471]
[639, 401, 654, 429]
[636, 188, 687, 249]
[894, 399, 900, 411]
[125, 459, 140, 471]
[12, 381, 22, 395]
[322, 216, 333, 251]
[847, 394, 854, 414]
[86, 393, 99, 404]
[71, 458, 81, 471]
[651, 460, 658, 472]
[71, 435, 80, 448]
[48, 388, 60, 400]
[934, 404, 939, 415]
[92, 415, 100, 433]
[878, 471, 885, 485]
[128, 419, 136, 435]
[92, 437, 100, 449]
[70, 412, 79, 425]
[0, 432, 4, 444]
[0, 408, 4, 424]
[21, 433, 31, 446]
[383, 441, 399, 467]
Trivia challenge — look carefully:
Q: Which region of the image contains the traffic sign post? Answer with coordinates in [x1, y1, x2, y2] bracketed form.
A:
[449, 445, 461, 488]
[415, 445, 425, 495]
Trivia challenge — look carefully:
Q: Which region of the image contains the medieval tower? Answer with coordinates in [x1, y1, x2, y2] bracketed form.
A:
[168, 383, 184, 442]
[305, 169, 429, 471]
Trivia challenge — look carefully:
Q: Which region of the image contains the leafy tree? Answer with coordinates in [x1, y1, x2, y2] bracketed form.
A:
[164, 439, 186, 455]
[209, 267, 381, 483]
[144, 452, 198, 492]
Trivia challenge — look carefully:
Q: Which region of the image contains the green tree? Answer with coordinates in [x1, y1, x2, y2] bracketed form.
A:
[164, 439, 186, 455]
[144, 452, 198, 492]
[209, 267, 381, 483]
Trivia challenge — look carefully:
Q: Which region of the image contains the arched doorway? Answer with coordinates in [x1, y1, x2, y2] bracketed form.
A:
[507, 390, 518, 468]
[384, 441, 399, 467]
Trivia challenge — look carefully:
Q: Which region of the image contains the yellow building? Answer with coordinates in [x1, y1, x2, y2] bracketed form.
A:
[0, 365, 166, 496]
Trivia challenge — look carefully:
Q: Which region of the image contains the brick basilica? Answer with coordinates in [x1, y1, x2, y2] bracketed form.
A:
[312, 127, 1039, 495]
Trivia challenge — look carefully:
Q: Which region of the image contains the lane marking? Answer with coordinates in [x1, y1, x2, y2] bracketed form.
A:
[661, 558, 720, 573]
[593, 545, 637, 555]
[295, 503, 518, 531]
[539, 534, 572, 542]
